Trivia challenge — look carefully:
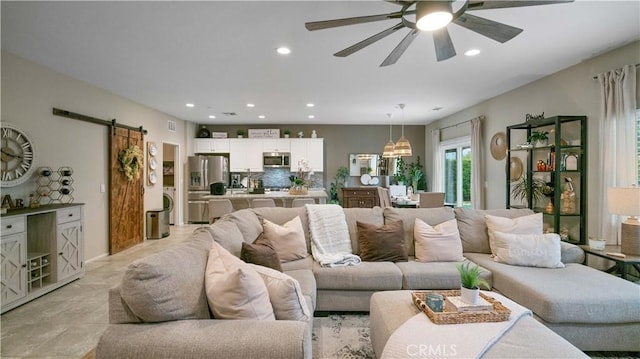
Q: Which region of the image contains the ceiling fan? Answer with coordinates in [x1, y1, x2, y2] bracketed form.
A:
[305, 0, 573, 66]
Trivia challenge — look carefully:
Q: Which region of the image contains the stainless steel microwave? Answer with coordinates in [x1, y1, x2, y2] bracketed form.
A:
[263, 153, 290, 168]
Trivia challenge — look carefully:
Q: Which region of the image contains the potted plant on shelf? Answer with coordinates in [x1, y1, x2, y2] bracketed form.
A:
[511, 176, 552, 208]
[528, 131, 549, 147]
[236, 129, 245, 138]
[456, 262, 490, 305]
[283, 130, 291, 138]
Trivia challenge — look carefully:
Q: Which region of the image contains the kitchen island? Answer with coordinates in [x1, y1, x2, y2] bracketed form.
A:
[203, 189, 328, 209]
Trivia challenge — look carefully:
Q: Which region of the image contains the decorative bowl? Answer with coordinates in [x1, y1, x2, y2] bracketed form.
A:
[588, 238, 606, 250]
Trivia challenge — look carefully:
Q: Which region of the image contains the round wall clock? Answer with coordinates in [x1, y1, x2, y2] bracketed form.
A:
[1, 123, 36, 187]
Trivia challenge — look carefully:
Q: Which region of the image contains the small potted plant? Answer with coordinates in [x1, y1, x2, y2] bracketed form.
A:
[456, 262, 490, 304]
[236, 129, 245, 138]
[528, 131, 549, 147]
[283, 130, 291, 138]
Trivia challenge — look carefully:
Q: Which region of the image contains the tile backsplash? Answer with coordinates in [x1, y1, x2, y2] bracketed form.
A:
[233, 168, 323, 188]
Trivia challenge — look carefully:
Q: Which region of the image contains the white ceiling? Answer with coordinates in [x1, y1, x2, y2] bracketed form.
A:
[2, 1, 639, 125]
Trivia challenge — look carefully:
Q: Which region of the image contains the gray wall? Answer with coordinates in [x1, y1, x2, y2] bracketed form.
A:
[199, 124, 426, 188]
[425, 41, 640, 239]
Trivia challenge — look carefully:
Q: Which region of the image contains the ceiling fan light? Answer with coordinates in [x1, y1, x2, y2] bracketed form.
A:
[416, 1, 453, 31]
[394, 136, 412, 157]
[382, 140, 396, 158]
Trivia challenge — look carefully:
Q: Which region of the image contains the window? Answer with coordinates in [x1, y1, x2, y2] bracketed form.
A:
[440, 137, 471, 208]
[637, 109, 640, 186]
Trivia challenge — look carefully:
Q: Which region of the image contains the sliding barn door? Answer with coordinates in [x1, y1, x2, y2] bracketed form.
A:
[109, 128, 144, 254]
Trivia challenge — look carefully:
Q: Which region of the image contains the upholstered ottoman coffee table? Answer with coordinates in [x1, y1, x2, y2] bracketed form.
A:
[370, 290, 587, 358]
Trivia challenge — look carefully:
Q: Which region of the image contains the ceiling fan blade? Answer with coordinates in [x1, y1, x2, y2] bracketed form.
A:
[334, 23, 405, 57]
[454, 13, 522, 43]
[384, 0, 415, 6]
[467, 1, 573, 11]
[432, 27, 456, 62]
[380, 29, 419, 67]
[305, 12, 402, 31]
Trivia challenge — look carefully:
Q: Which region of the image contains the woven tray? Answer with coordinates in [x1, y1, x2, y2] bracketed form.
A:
[412, 290, 511, 325]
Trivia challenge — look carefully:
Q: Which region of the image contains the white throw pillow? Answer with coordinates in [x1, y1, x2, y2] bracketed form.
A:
[485, 213, 543, 255]
[490, 231, 565, 268]
[205, 241, 275, 320]
[263, 216, 309, 262]
[413, 218, 464, 262]
[249, 264, 311, 321]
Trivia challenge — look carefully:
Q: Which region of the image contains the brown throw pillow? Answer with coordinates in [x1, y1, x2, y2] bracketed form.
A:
[241, 234, 283, 272]
[357, 220, 408, 262]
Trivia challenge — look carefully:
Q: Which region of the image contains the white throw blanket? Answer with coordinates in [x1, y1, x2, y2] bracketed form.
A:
[306, 204, 361, 267]
[381, 292, 532, 359]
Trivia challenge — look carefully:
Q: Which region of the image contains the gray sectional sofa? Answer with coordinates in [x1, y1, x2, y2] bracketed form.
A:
[96, 206, 640, 358]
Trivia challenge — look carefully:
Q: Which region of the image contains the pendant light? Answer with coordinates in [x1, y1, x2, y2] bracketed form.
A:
[382, 113, 396, 158]
[394, 104, 412, 157]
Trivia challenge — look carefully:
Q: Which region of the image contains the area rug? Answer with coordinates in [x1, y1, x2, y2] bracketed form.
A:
[312, 314, 374, 359]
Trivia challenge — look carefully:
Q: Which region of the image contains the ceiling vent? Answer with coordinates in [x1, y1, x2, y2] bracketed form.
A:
[222, 112, 238, 116]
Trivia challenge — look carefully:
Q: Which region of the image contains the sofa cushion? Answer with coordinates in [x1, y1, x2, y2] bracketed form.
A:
[263, 216, 309, 263]
[491, 232, 564, 268]
[249, 264, 311, 321]
[455, 208, 534, 254]
[241, 234, 283, 272]
[395, 258, 492, 290]
[343, 207, 385, 254]
[205, 242, 275, 320]
[384, 207, 455, 256]
[464, 253, 640, 324]
[221, 209, 263, 243]
[281, 256, 314, 271]
[286, 269, 317, 311]
[485, 213, 543, 254]
[201, 220, 245, 258]
[253, 207, 311, 252]
[357, 220, 408, 262]
[120, 239, 211, 322]
[313, 261, 403, 290]
[414, 218, 464, 262]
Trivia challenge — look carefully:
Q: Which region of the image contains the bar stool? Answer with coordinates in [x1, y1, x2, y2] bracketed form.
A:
[252, 199, 276, 208]
[208, 199, 234, 224]
[291, 198, 315, 207]
[419, 192, 445, 208]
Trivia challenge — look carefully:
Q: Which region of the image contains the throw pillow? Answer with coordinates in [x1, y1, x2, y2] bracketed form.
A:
[249, 264, 311, 321]
[262, 216, 309, 262]
[454, 208, 534, 254]
[413, 218, 464, 262]
[241, 234, 283, 272]
[120, 243, 211, 322]
[490, 231, 565, 268]
[357, 220, 408, 262]
[200, 220, 245, 257]
[205, 241, 275, 320]
[485, 213, 543, 255]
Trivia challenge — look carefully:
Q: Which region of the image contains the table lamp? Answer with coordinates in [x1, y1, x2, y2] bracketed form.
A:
[607, 185, 640, 255]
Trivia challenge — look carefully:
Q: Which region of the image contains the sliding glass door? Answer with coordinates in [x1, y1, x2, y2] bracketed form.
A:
[441, 137, 472, 208]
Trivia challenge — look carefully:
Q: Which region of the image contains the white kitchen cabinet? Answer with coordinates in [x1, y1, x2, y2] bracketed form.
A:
[1, 230, 27, 306]
[1, 204, 84, 314]
[262, 139, 290, 153]
[290, 138, 324, 172]
[194, 139, 230, 154]
[229, 139, 263, 172]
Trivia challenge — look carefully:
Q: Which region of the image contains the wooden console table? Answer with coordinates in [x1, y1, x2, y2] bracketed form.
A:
[579, 245, 640, 281]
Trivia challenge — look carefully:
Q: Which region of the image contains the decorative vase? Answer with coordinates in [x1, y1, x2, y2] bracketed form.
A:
[289, 186, 308, 195]
[535, 139, 548, 147]
[460, 286, 480, 305]
[284, 134, 290, 138]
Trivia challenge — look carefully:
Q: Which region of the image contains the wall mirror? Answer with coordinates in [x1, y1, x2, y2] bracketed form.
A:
[349, 154, 385, 176]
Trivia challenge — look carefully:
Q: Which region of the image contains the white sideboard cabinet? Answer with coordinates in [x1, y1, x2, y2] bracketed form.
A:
[1, 203, 84, 313]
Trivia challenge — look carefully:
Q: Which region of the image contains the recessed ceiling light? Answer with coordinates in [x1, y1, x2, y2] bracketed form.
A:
[464, 49, 480, 56]
[258, 115, 266, 119]
[186, 103, 195, 108]
[246, 103, 255, 108]
[208, 115, 216, 119]
[306, 103, 315, 108]
[276, 47, 291, 55]
[308, 115, 315, 119]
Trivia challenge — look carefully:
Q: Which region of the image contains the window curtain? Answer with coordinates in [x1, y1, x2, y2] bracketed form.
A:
[470, 116, 485, 209]
[597, 64, 637, 243]
[431, 129, 442, 192]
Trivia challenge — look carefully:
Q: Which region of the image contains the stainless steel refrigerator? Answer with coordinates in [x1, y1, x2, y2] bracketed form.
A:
[187, 155, 229, 223]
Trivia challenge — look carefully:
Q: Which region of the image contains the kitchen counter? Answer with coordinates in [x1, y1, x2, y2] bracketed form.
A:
[203, 190, 328, 208]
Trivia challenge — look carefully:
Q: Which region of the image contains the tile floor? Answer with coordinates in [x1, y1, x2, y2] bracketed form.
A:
[1, 224, 201, 358]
